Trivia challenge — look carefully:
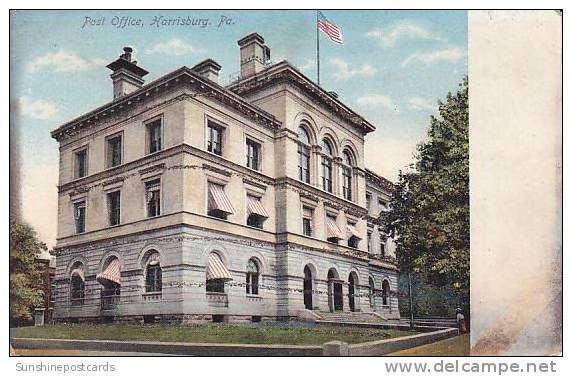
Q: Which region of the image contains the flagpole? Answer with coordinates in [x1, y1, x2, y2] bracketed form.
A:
[316, 10, 320, 86]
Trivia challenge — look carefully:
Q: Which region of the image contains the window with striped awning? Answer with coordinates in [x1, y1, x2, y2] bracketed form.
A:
[246, 195, 269, 218]
[208, 183, 235, 214]
[96, 258, 121, 285]
[346, 223, 361, 239]
[206, 253, 233, 281]
[326, 216, 344, 240]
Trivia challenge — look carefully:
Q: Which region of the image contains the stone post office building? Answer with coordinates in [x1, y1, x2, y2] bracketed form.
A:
[51, 33, 400, 324]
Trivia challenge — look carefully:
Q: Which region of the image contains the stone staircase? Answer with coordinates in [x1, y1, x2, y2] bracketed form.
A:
[315, 311, 388, 324]
[398, 317, 457, 328]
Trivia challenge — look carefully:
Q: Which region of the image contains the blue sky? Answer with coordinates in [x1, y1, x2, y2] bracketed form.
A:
[10, 10, 467, 247]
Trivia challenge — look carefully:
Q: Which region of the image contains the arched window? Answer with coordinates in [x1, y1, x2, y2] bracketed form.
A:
[321, 139, 334, 193]
[348, 272, 358, 312]
[369, 277, 375, 308]
[96, 256, 121, 309]
[297, 126, 311, 183]
[245, 258, 260, 295]
[303, 265, 313, 310]
[342, 150, 354, 201]
[206, 253, 232, 293]
[70, 263, 85, 306]
[382, 279, 390, 306]
[145, 252, 162, 293]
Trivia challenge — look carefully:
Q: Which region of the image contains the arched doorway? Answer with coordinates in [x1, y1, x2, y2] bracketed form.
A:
[368, 277, 376, 308]
[348, 272, 359, 312]
[327, 268, 343, 312]
[382, 279, 390, 307]
[303, 265, 313, 310]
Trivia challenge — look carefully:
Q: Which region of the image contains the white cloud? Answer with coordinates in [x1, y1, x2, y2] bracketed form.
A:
[297, 59, 315, 73]
[356, 94, 398, 112]
[365, 22, 442, 48]
[144, 39, 202, 56]
[407, 96, 435, 111]
[27, 50, 105, 73]
[17, 96, 58, 120]
[401, 47, 466, 67]
[330, 58, 377, 81]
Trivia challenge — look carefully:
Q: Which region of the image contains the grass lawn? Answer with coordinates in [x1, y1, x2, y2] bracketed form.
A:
[387, 334, 470, 356]
[11, 323, 418, 346]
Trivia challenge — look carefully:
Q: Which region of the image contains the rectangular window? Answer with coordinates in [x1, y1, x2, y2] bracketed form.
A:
[74, 148, 88, 179]
[107, 191, 121, 226]
[246, 138, 261, 170]
[73, 201, 86, 234]
[298, 145, 311, 183]
[208, 183, 232, 220]
[247, 213, 264, 229]
[321, 158, 333, 192]
[147, 119, 162, 154]
[343, 166, 352, 200]
[380, 237, 386, 257]
[302, 206, 313, 237]
[347, 222, 359, 248]
[145, 179, 161, 217]
[106, 134, 122, 168]
[207, 121, 223, 156]
[326, 214, 340, 244]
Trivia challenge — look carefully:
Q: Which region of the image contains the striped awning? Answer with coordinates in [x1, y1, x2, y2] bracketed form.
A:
[208, 184, 235, 214]
[206, 253, 233, 281]
[147, 252, 160, 266]
[70, 268, 85, 281]
[347, 224, 361, 239]
[247, 195, 269, 218]
[326, 217, 344, 239]
[96, 258, 121, 285]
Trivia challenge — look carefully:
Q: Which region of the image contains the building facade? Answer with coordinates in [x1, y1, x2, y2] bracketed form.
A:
[51, 33, 400, 324]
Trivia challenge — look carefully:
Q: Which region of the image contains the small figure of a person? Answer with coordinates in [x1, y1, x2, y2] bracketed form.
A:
[456, 308, 467, 334]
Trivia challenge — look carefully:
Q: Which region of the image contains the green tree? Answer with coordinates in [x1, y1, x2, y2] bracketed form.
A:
[10, 220, 46, 324]
[383, 77, 469, 313]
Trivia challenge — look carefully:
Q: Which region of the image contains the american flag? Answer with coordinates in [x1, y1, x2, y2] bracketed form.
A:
[317, 11, 343, 45]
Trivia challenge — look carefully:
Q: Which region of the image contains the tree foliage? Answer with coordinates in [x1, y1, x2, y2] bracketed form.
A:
[10, 220, 46, 323]
[383, 77, 469, 308]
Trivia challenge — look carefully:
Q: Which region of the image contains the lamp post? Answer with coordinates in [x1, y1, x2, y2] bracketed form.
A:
[407, 270, 414, 329]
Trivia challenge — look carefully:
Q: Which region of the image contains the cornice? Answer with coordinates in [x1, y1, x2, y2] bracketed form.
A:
[227, 62, 375, 135]
[274, 177, 368, 218]
[365, 168, 395, 193]
[51, 67, 282, 142]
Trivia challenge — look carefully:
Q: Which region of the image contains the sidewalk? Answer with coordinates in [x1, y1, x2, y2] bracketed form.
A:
[386, 334, 470, 356]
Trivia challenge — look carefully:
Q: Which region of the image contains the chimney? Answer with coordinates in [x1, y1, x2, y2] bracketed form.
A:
[191, 59, 222, 84]
[106, 47, 149, 99]
[238, 33, 270, 79]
